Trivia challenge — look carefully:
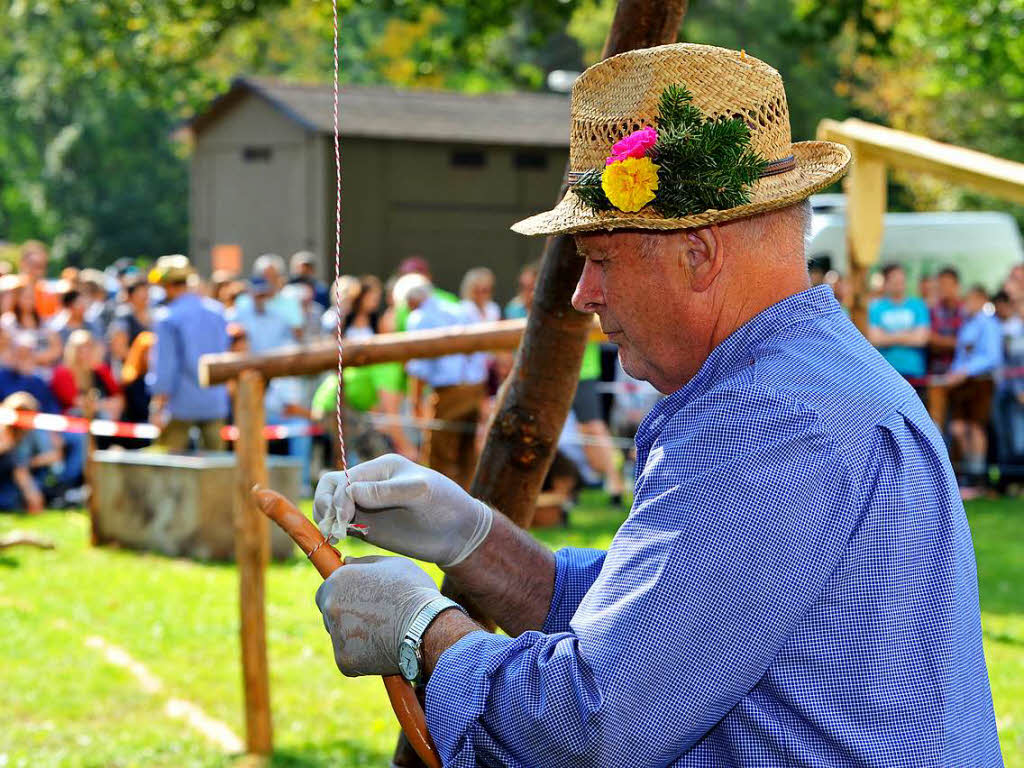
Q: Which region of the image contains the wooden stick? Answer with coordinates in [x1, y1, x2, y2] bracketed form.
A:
[234, 370, 273, 755]
[252, 487, 442, 768]
[200, 319, 527, 386]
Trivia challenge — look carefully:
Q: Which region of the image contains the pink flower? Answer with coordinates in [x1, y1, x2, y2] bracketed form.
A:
[605, 126, 659, 165]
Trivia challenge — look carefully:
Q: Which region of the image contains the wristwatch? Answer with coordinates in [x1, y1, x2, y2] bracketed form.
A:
[398, 596, 465, 685]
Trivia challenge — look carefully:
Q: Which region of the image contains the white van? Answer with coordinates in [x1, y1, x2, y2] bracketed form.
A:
[807, 194, 1024, 291]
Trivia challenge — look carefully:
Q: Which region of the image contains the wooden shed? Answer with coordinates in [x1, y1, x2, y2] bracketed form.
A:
[186, 77, 570, 296]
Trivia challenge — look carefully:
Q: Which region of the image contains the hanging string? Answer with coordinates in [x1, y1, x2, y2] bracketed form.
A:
[331, 0, 350, 484]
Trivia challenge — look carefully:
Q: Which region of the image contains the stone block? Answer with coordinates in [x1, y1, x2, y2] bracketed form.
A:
[91, 451, 297, 561]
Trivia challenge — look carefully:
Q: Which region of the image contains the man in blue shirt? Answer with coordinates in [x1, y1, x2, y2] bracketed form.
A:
[945, 284, 1004, 487]
[402, 274, 487, 489]
[149, 255, 230, 452]
[867, 263, 930, 381]
[310, 44, 1001, 766]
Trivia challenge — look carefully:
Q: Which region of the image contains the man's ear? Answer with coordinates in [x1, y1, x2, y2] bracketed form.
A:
[684, 224, 724, 292]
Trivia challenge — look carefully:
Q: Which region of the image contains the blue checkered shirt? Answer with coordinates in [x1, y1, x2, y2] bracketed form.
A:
[425, 286, 1002, 767]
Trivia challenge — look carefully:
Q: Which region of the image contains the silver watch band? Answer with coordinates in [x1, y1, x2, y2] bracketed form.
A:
[404, 596, 464, 647]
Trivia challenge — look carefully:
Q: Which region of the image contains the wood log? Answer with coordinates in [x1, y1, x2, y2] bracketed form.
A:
[200, 320, 528, 386]
[234, 370, 273, 755]
[394, 2, 689, 765]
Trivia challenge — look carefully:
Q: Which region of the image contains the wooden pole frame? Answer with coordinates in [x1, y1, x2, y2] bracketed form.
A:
[234, 370, 272, 755]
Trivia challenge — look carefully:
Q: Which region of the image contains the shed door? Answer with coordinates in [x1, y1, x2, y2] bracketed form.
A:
[210, 144, 307, 269]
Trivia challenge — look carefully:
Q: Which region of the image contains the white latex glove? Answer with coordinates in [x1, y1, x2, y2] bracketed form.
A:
[315, 555, 441, 677]
[313, 454, 493, 568]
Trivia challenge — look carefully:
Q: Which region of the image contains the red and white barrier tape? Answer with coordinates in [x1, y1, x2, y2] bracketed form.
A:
[0, 408, 161, 440]
[0, 408, 328, 442]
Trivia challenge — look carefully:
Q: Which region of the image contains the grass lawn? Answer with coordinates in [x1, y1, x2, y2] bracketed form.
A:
[1, 492, 1020, 766]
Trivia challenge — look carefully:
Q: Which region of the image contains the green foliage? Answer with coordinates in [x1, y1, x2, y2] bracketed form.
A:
[652, 85, 767, 217]
[572, 168, 615, 212]
[791, 0, 1024, 221]
[0, 0, 585, 267]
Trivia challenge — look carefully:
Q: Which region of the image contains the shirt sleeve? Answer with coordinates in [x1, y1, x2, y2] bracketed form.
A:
[425, 395, 863, 767]
[151, 316, 179, 397]
[541, 547, 606, 634]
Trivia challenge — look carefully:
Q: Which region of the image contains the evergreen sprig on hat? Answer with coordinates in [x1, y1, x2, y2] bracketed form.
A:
[572, 84, 768, 218]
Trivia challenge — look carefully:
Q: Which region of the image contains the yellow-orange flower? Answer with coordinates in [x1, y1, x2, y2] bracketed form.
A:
[600, 156, 660, 212]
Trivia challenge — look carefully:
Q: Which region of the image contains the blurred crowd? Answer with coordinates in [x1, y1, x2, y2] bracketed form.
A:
[0, 243, 648, 514]
[0, 237, 1020, 514]
[822, 261, 1024, 495]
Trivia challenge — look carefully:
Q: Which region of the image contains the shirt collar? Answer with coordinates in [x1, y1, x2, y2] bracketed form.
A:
[635, 285, 841, 448]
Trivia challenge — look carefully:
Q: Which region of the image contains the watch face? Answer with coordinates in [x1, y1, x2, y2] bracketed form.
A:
[398, 640, 419, 682]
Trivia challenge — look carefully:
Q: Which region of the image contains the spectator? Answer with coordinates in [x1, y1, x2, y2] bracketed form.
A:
[289, 251, 330, 308]
[918, 273, 938, 310]
[51, 330, 123, 420]
[993, 289, 1024, 480]
[320, 274, 360, 336]
[79, 268, 114, 334]
[867, 263, 930, 385]
[19, 240, 59, 319]
[48, 287, 102, 344]
[504, 262, 539, 319]
[230, 277, 295, 352]
[343, 275, 383, 336]
[929, 266, 963, 375]
[404, 275, 486, 489]
[946, 285, 1003, 489]
[392, 256, 459, 332]
[149, 255, 230, 452]
[0, 392, 46, 513]
[237, 253, 304, 340]
[572, 337, 626, 505]
[1, 276, 62, 368]
[460, 267, 500, 324]
[232, 276, 312, 488]
[0, 332, 61, 413]
[108, 275, 151, 369]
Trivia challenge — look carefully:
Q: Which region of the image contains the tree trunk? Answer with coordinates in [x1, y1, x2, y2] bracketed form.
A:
[392, 1, 688, 764]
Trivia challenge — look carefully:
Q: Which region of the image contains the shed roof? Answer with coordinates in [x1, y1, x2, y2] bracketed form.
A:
[190, 76, 571, 148]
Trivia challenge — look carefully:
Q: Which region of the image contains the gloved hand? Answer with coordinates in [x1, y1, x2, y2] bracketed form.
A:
[315, 555, 440, 677]
[313, 454, 493, 568]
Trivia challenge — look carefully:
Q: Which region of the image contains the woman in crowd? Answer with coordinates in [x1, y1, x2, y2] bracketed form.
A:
[50, 330, 123, 420]
[460, 267, 500, 324]
[1, 277, 62, 368]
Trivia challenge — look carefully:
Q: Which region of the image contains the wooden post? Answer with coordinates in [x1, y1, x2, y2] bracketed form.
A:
[234, 370, 273, 755]
[843, 144, 887, 333]
[392, 1, 690, 765]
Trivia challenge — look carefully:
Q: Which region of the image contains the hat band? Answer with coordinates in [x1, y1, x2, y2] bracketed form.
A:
[566, 153, 796, 186]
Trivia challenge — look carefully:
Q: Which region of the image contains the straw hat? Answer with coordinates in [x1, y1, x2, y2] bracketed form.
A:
[512, 43, 851, 236]
[149, 254, 195, 285]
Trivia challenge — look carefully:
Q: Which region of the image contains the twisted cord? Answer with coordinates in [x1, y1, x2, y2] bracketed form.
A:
[332, 0, 350, 484]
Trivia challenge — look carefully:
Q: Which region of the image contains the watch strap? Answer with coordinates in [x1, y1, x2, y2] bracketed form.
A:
[404, 596, 464, 646]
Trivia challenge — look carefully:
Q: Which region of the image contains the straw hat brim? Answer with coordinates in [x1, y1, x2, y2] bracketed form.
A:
[511, 140, 850, 236]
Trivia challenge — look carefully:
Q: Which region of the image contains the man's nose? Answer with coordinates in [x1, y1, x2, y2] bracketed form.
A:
[572, 260, 603, 313]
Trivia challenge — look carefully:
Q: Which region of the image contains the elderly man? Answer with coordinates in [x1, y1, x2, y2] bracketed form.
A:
[312, 44, 1001, 766]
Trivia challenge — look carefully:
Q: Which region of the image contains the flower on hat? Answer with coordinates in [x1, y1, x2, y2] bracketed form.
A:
[571, 84, 767, 219]
[605, 126, 659, 165]
[600, 156, 660, 213]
